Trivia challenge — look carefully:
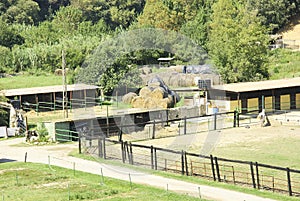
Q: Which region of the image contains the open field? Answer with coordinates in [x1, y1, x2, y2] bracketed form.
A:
[0, 162, 205, 201]
[0, 74, 64, 90]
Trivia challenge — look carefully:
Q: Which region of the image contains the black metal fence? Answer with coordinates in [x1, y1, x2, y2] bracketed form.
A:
[80, 136, 300, 197]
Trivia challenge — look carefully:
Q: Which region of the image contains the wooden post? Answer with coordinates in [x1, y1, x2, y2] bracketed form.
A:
[184, 116, 187, 135]
[233, 110, 237, 127]
[237, 111, 240, 127]
[78, 136, 82, 154]
[103, 138, 106, 159]
[181, 150, 185, 175]
[210, 155, 216, 181]
[232, 166, 235, 184]
[250, 162, 256, 188]
[152, 120, 156, 139]
[185, 152, 189, 176]
[287, 168, 292, 196]
[154, 148, 157, 170]
[255, 162, 260, 189]
[121, 141, 125, 163]
[214, 157, 221, 182]
[165, 159, 167, 171]
[214, 113, 217, 130]
[98, 138, 103, 158]
[129, 142, 133, 165]
[150, 145, 154, 169]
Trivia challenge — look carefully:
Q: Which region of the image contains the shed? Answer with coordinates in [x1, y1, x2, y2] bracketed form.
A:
[211, 77, 300, 112]
[0, 84, 99, 111]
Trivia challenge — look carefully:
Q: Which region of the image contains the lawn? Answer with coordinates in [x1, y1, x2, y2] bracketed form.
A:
[0, 162, 206, 201]
[0, 73, 64, 90]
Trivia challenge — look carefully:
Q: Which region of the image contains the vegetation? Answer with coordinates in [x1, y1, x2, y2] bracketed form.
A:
[0, 0, 299, 90]
[0, 162, 205, 201]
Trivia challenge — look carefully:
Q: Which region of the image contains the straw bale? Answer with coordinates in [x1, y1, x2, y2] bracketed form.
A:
[144, 97, 158, 109]
[139, 86, 152, 97]
[150, 87, 166, 99]
[122, 92, 137, 104]
[131, 96, 146, 108]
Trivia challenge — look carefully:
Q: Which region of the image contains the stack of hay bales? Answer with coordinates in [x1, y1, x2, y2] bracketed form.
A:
[123, 77, 179, 109]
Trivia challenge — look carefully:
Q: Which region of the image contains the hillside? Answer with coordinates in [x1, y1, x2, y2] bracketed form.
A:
[280, 15, 300, 40]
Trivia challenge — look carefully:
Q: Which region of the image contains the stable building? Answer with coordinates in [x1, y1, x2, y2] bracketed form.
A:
[0, 84, 99, 110]
[212, 77, 300, 113]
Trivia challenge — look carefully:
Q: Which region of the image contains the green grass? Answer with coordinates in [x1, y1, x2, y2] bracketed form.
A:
[0, 73, 64, 90]
[268, 49, 300, 80]
[69, 150, 299, 201]
[0, 162, 207, 201]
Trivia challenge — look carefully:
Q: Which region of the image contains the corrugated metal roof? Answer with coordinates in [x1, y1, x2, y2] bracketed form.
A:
[212, 77, 300, 93]
[0, 84, 99, 97]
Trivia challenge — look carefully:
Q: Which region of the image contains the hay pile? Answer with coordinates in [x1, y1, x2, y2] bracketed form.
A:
[123, 77, 179, 109]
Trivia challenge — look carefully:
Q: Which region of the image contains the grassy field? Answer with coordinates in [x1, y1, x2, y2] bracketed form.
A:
[268, 49, 300, 80]
[0, 162, 206, 201]
[0, 74, 64, 90]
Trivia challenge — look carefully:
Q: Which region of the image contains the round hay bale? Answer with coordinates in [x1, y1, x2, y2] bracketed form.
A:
[131, 96, 145, 108]
[122, 92, 137, 104]
[158, 98, 169, 109]
[148, 81, 161, 88]
[139, 86, 152, 97]
[144, 97, 159, 109]
[150, 87, 166, 99]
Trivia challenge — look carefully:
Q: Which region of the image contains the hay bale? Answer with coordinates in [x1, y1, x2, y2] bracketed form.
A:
[139, 86, 152, 97]
[158, 98, 169, 109]
[131, 96, 145, 108]
[144, 97, 159, 109]
[122, 92, 137, 104]
[150, 87, 167, 99]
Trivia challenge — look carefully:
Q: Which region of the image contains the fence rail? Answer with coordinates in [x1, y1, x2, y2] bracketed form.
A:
[79, 136, 300, 197]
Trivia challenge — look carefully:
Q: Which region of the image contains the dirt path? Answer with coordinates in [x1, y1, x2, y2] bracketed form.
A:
[0, 138, 274, 201]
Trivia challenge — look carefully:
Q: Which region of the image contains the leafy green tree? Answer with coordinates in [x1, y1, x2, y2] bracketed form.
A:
[2, 0, 40, 25]
[0, 95, 8, 127]
[0, 20, 24, 49]
[248, 0, 300, 33]
[208, 0, 269, 83]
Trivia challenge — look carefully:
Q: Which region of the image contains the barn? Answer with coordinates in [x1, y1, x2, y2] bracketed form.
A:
[211, 77, 300, 113]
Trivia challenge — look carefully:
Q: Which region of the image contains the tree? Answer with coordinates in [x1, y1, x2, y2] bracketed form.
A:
[248, 0, 300, 33]
[138, 0, 203, 31]
[0, 20, 24, 49]
[0, 95, 8, 127]
[2, 0, 40, 25]
[208, 0, 269, 83]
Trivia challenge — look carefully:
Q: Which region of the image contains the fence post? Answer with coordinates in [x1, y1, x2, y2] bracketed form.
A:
[103, 137, 106, 159]
[255, 162, 260, 189]
[78, 136, 82, 154]
[98, 138, 103, 158]
[214, 157, 221, 182]
[233, 110, 237, 127]
[181, 150, 185, 175]
[129, 142, 133, 165]
[121, 141, 125, 163]
[154, 148, 157, 170]
[151, 145, 154, 169]
[237, 111, 240, 127]
[214, 113, 217, 130]
[152, 120, 156, 139]
[185, 152, 189, 176]
[118, 128, 123, 142]
[210, 155, 216, 181]
[184, 116, 187, 135]
[250, 162, 256, 188]
[287, 168, 292, 196]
